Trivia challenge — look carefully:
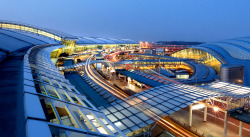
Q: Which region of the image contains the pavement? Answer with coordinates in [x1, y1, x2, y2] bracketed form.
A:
[170, 107, 250, 137]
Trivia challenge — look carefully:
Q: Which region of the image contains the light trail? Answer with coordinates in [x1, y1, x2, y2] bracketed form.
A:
[85, 55, 199, 137]
[85, 55, 127, 98]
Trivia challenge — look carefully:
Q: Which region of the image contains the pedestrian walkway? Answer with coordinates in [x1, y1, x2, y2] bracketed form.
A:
[170, 108, 250, 137]
[101, 68, 148, 93]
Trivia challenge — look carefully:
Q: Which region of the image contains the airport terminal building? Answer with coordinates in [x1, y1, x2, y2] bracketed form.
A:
[0, 21, 136, 137]
[171, 39, 250, 86]
[1, 21, 250, 137]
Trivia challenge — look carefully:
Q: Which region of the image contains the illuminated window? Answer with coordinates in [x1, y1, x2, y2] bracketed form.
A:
[55, 106, 76, 127]
[171, 48, 222, 72]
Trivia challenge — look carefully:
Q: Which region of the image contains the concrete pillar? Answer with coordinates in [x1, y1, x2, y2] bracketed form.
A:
[204, 100, 208, 122]
[189, 104, 193, 127]
[239, 121, 243, 137]
[224, 111, 228, 137]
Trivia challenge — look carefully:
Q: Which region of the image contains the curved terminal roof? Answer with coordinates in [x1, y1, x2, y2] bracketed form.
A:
[200, 81, 250, 98]
[99, 81, 250, 134]
[175, 37, 250, 86]
[0, 20, 77, 40]
[193, 37, 250, 61]
[98, 84, 221, 134]
[0, 29, 57, 53]
[24, 45, 125, 136]
[0, 24, 127, 136]
[0, 21, 137, 45]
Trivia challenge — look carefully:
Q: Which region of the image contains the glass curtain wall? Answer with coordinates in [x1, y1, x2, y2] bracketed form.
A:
[171, 48, 222, 72]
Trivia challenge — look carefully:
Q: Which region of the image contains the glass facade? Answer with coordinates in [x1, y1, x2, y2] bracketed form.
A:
[24, 45, 125, 137]
[171, 48, 222, 72]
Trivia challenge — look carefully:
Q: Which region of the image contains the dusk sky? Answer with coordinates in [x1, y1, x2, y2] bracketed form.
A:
[1, 0, 250, 42]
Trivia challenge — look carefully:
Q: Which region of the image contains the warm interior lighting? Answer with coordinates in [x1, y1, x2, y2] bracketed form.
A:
[192, 104, 205, 110]
[170, 48, 222, 73]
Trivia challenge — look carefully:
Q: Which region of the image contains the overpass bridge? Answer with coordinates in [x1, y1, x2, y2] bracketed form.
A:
[59, 58, 216, 85]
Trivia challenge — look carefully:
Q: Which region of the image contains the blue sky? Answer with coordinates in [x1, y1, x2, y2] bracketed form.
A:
[1, 0, 250, 42]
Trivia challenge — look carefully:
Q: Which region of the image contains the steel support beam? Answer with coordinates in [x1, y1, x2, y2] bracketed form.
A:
[224, 111, 228, 137]
[239, 121, 243, 137]
[204, 99, 208, 122]
[189, 104, 192, 127]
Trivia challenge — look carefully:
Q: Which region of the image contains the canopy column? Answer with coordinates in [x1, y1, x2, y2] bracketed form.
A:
[189, 104, 193, 127]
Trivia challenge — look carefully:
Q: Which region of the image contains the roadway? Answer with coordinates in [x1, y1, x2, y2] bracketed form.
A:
[84, 55, 200, 137]
[106, 51, 120, 62]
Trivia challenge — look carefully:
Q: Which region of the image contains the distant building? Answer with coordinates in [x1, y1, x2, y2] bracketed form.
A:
[143, 49, 156, 55]
[140, 41, 202, 55]
[155, 48, 165, 55]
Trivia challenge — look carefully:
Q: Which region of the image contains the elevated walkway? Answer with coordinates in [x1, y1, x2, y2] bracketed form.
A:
[155, 67, 175, 78]
[117, 70, 164, 87]
[98, 84, 220, 134]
